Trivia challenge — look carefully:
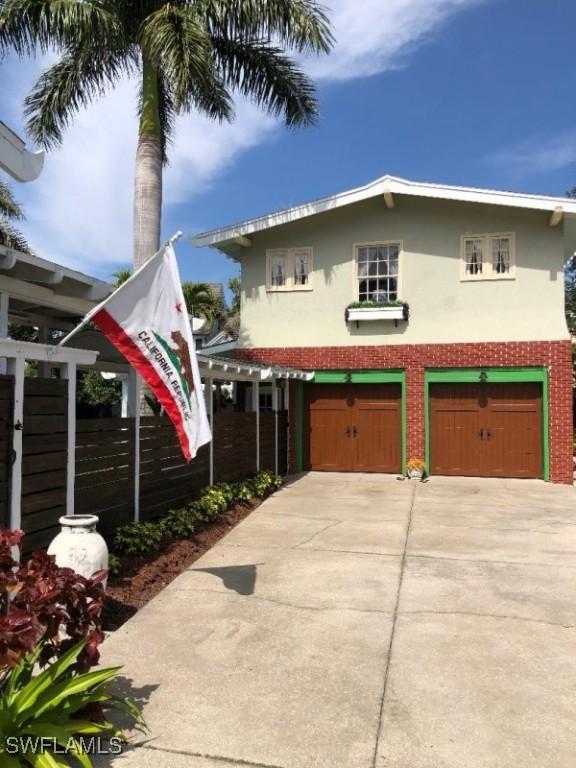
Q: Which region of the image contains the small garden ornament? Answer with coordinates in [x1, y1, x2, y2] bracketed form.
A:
[406, 458, 426, 480]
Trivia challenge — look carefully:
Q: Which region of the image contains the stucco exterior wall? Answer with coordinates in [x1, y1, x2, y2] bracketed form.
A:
[238, 196, 569, 348]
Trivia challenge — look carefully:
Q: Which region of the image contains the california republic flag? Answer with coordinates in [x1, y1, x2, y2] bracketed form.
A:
[84, 244, 211, 460]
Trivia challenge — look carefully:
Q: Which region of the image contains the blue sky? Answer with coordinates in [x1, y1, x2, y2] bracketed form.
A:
[3, 0, 576, 299]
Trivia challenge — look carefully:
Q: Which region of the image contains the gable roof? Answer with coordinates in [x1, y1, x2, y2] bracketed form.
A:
[191, 174, 576, 251]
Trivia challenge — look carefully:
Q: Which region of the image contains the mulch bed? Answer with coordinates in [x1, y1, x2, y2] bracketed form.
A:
[102, 499, 262, 631]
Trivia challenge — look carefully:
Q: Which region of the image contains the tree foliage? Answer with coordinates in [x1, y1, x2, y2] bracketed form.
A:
[0, 0, 333, 157]
[228, 276, 241, 315]
[0, 179, 32, 253]
[182, 281, 225, 323]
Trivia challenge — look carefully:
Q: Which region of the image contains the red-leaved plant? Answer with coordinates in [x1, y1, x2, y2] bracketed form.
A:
[0, 528, 106, 672]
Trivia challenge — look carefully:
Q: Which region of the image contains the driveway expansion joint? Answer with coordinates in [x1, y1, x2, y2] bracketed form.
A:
[370, 482, 417, 768]
[143, 744, 287, 768]
[401, 609, 576, 629]
[171, 586, 394, 615]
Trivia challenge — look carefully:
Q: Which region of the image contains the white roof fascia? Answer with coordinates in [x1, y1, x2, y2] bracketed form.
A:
[190, 174, 576, 249]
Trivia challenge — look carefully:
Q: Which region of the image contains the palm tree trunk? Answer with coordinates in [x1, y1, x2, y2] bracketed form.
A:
[133, 58, 163, 269]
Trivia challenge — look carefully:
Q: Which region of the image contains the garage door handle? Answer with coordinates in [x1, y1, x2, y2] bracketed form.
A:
[352, 426, 359, 437]
[345, 427, 351, 437]
[485, 429, 492, 441]
[478, 428, 485, 440]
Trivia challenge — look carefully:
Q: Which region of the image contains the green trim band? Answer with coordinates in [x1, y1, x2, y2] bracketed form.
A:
[296, 370, 407, 474]
[424, 367, 550, 481]
[313, 369, 405, 384]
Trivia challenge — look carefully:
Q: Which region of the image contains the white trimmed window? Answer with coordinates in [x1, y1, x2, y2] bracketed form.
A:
[356, 243, 400, 302]
[266, 248, 313, 291]
[461, 233, 515, 280]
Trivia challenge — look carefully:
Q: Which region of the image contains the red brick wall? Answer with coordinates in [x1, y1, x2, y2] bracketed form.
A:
[239, 341, 574, 484]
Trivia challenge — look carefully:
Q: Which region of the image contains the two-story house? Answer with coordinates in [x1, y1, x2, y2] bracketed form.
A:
[192, 175, 576, 483]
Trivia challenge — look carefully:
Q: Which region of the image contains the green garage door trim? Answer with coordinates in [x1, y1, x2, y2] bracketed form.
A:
[296, 371, 406, 474]
[424, 367, 550, 481]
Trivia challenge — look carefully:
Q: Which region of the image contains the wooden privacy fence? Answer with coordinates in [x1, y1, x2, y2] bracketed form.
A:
[1, 371, 289, 549]
[75, 418, 135, 537]
[77, 412, 287, 527]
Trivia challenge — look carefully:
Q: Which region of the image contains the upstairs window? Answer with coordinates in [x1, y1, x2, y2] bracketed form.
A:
[461, 233, 515, 280]
[267, 248, 313, 291]
[356, 243, 400, 303]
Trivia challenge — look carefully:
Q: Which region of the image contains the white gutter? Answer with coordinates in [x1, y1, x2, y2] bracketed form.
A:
[0, 121, 44, 182]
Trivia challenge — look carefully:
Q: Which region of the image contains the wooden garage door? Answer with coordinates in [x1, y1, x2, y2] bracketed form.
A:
[306, 384, 401, 472]
[430, 382, 542, 478]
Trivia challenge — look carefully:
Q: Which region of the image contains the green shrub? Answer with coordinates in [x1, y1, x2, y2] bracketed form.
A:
[230, 480, 254, 503]
[160, 508, 197, 539]
[212, 482, 235, 507]
[0, 640, 144, 767]
[110, 472, 284, 555]
[251, 470, 282, 498]
[108, 553, 122, 575]
[113, 521, 164, 555]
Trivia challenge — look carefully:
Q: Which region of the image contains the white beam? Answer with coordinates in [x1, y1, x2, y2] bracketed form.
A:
[0, 293, 8, 375]
[272, 380, 279, 475]
[7, 357, 24, 535]
[40, 269, 64, 286]
[383, 189, 395, 209]
[62, 361, 77, 516]
[132, 375, 141, 522]
[0, 273, 98, 315]
[204, 378, 214, 485]
[252, 380, 260, 471]
[0, 121, 44, 182]
[0, 338, 98, 365]
[550, 206, 564, 227]
[0, 251, 17, 270]
[234, 235, 252, 247]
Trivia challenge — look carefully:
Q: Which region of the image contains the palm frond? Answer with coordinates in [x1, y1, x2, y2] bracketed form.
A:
[0, 180, 24, 220]
[213, 39, 318, 126]
[24, 45, 134, 149]
[139, 5, 232, 120]
[0, 0, 123, 57]
[0, 219, 32, 253]
[197, 0, 334, 54]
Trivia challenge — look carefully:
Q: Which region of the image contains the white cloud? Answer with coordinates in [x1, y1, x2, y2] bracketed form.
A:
[307, 0, 483, 81]
[2, 0, 483, 275]
[488, 131, 576, 176]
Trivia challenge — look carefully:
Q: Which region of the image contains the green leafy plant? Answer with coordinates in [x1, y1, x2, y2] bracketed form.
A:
[113, 521, 164, 556]
[107, 554, 122, 576]
[0, 640, 144, 768]
[346, 300, 406, 309]
[110, 472, 284, 556]
[160, 508, 196, 539]
[230, 480, 254, 504]
[251, 471, 282, 498]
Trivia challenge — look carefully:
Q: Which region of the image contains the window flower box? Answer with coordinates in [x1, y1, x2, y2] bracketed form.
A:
[345, 301, 409, 324]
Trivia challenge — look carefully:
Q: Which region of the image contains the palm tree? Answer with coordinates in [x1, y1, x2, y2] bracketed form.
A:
[111, 268, 132, 286]
[182, 281, 224, 324]
[0, 179, 31, 253]
[0, 1, 333, 269]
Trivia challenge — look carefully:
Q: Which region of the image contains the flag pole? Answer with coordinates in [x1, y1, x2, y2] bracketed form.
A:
[58, 231, 184, 347]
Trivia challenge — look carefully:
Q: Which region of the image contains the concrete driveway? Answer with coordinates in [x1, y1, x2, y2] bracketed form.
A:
[99, 473, 576, 768]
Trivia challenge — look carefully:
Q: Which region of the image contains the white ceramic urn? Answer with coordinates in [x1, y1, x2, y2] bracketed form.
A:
[48, 515, 109, 587]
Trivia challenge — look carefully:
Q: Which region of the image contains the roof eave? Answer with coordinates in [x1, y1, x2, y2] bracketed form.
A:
[190, 174, 576, 249]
